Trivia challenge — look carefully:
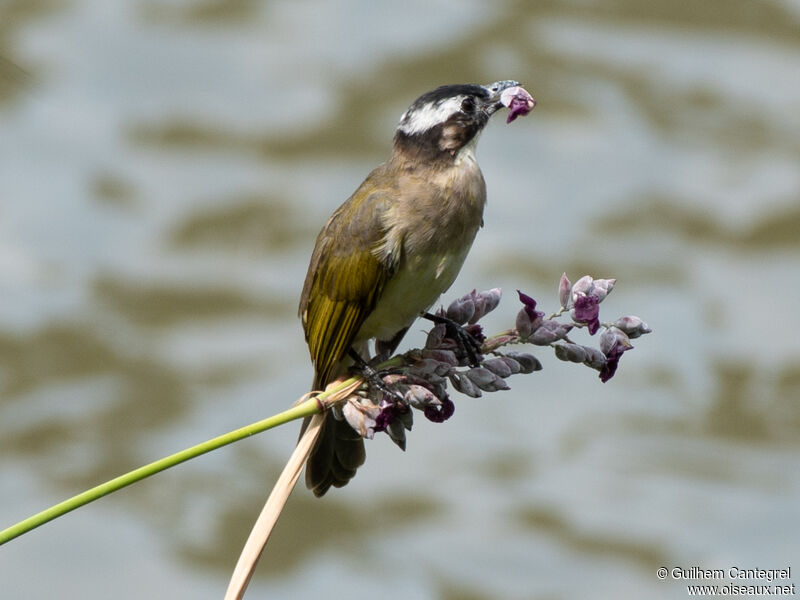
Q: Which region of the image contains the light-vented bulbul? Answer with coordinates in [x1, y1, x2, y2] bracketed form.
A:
[299, 80, 534, 496]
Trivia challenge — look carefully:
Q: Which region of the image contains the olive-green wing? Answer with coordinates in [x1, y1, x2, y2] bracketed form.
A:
[299, 183, 396, 389]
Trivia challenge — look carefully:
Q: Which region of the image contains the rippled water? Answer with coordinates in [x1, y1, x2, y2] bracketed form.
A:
[1, 1, 799, 599]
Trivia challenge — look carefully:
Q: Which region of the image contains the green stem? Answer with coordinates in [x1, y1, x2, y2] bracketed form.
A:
[1, 311, 535, 546]
[0, 395, 329, 545]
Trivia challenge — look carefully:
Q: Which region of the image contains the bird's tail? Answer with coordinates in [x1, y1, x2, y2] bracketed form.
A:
[303, 411, 366, 496]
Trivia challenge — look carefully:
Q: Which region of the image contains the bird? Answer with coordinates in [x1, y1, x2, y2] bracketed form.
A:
[298, 80, 535, 497]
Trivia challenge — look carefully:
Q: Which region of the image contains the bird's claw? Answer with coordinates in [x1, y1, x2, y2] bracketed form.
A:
[423, 312, 483, 367]
[348, 349, 405, 402]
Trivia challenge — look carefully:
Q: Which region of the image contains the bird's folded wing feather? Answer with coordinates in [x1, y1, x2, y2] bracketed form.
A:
[299, 182, 397, 387]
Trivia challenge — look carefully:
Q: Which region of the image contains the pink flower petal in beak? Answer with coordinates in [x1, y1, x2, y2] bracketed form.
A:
[500, 85, 536, 123]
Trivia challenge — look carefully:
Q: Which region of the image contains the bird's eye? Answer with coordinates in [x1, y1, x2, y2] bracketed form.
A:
[461, 97, 476, 113]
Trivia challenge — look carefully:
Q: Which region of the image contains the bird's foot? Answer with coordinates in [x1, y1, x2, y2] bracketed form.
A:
[348, 348, 405, 402]
[422, 312, 483, 367]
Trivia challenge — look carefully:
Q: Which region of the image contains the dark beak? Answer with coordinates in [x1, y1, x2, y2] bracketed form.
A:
[481, 80, 521, 115]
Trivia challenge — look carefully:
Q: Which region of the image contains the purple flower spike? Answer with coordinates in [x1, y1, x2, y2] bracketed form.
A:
[572, 294, 601, 335]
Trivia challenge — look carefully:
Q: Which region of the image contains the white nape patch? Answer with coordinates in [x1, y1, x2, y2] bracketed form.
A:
[398, 95, 465, 135]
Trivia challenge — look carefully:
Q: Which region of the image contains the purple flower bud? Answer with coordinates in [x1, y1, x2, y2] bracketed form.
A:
[397, 404, 413, 431]
[410, 358, 453, 378]
[421, 348, 459, 366]
[425, 323, 447, 349]
[516, 307, 534, 339]
[374, 399, 412, 445]
[571, 275, 594, 298]
[498, 355, 522, 374]
[475, 288, 502, 319]
[469, 290, 486, 324]
[404, 384, 441, 409]
[558, 273, 571, 309]
[386, 417, 407, 450]
[613, 315, 652, 339]
[599, 326, 632, 356]
[342, 401, 366, 436]
[517, 290, 545, 322]
[493, 377, 511, 392]
[505, 352, 542, 373]
[446, 296, 475, 325]
[581, 346, 607, 371]
[530, 319, 573, 345]
[599, 326, 633, 383]
[599, 359, 619, 383]
[381, 373, 407, 387]
[373, 401, 394, 432]
[592, 278, 616, 302]
[465, 367, 496, 390]
[466, 367, 510, 391]
[342, 400, 379, 439]
[571, 275, 615, 307]
[492, 378, 510, 391]
[481, 357, 513, 378]
[450, 370, 482, 397]
[424, 395, 455, 423]
[554, 343, 588, 363]
[571, 294, 601, 335]
[428, 380, 448, 401]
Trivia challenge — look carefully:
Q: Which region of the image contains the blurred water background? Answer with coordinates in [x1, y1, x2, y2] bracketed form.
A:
[1, 1, 799, 598]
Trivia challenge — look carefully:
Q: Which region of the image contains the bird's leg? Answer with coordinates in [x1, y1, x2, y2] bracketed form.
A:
[374, 327, 409, 362]
[348, 348, 404, 402]
[422, 312, 483, 367]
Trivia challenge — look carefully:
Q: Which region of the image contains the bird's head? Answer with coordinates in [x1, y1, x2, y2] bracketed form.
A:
[393, 80, 535, 163]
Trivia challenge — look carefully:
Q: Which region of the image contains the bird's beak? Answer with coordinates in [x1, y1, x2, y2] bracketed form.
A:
[481, 80, 522, 115]
[482, 80, 536, 123]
